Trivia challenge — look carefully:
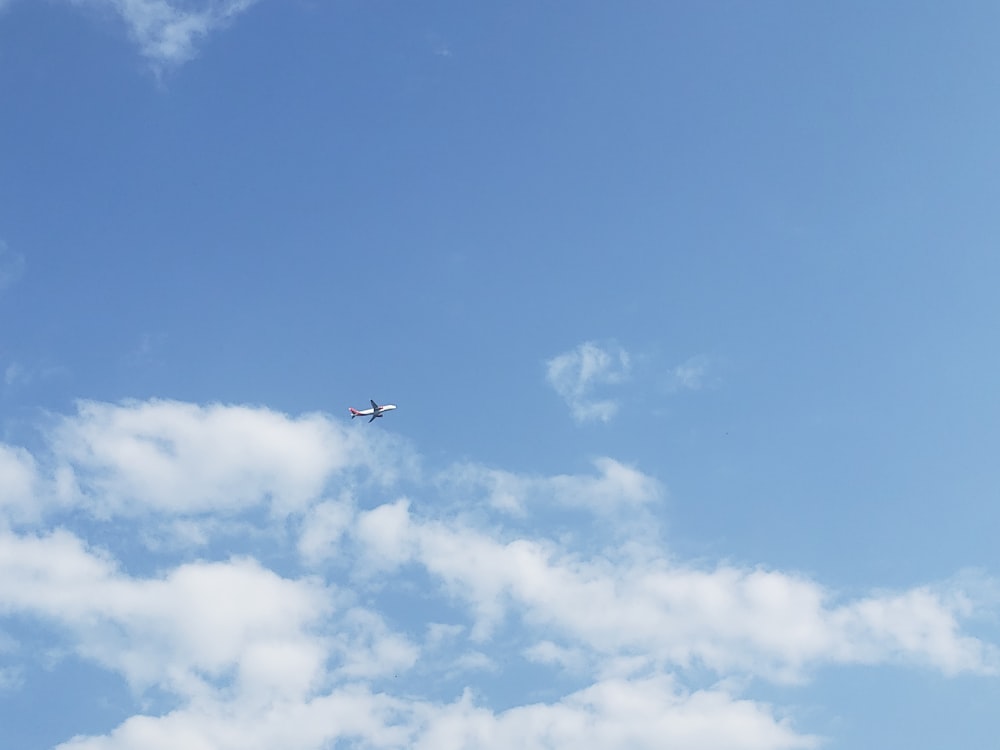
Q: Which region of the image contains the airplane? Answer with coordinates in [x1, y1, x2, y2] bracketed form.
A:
[349, 399, 397, 423]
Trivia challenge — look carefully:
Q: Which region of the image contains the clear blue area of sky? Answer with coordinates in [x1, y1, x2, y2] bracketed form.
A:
[2, 2, 1000, 748]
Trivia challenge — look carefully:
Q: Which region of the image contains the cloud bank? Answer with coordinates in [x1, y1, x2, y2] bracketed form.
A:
[0, 398, 995, 749]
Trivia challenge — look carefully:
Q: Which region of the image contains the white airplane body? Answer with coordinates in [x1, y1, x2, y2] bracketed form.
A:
[350, 399, 397, 423]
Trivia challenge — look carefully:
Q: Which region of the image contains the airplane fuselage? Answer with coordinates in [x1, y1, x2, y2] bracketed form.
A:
[349, 401, 397, 422]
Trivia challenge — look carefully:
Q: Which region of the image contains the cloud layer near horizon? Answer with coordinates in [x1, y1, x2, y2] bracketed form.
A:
[0, 399, 996, 749]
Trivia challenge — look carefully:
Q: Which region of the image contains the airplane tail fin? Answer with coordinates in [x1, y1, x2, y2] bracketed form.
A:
[349, 408, 360, 418]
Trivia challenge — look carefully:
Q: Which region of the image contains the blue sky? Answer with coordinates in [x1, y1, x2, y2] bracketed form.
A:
[2, 2, 1000, 748]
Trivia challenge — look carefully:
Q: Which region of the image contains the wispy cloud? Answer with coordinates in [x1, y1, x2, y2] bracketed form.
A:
[49, 398, 387, 517]
[443, 457, 663, 516]
[0, 667, 23, 693]
[2, 360, 69, 394]
[0, 240, 25, 293]
[546, 341, 631, 423]
[3, 363, 29, 388]
[667, 353, 714, 392]
[67, 0, 261, 67]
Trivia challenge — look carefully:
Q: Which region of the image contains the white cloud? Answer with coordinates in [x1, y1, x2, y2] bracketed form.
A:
[54, 676, 819, 750]
[298, 495, 356, 566]
[0, 529, 333, 700]
[0, 444, 51, 525]
[832, 587, 993, 675]
[0, 398, 995, 749]
[350, 501, 997, 681]
[333, 608, 419, 680]
[411, 677, 818, 750]
[56, 686, 415, 750]
[49, 399, 371, 518]
[451, 650, 496, 673]
[444, 457, 663, 516]
[355, 499, 418, 572]
[524, 640, 587, 673]
[547, 457, 662, 511]
[66, 0, 261, 67]
[546, 342, 631, 423]
[0, 630, 23, 691]
[425, 622, 464, 649]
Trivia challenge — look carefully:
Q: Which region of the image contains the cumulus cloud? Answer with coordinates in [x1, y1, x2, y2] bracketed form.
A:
[54, 678, 819, 750]
[546, 342, 631, 423]
[0, 529, 333, 699]
[48, 399, 399, 518]
[0, 398, 995, 749]
[348, 501, 997, 680]
[66, 0, 261, 67]
[56, 686, 415, 750]
[409, 676, 818, 750]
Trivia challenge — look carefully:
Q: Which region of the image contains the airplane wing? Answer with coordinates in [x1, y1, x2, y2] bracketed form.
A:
[369, 414, 377, 423]
[370, 399, 379, 410]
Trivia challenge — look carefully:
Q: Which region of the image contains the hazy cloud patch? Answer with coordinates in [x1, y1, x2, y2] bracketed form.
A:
[546, 341, 631, 423]
[3, 363, 29, 388]
[546, 343, 719, 421]
[0, 241, 25, 293]
[668, 354, 713, 391]
[3, 360, 69, 392]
